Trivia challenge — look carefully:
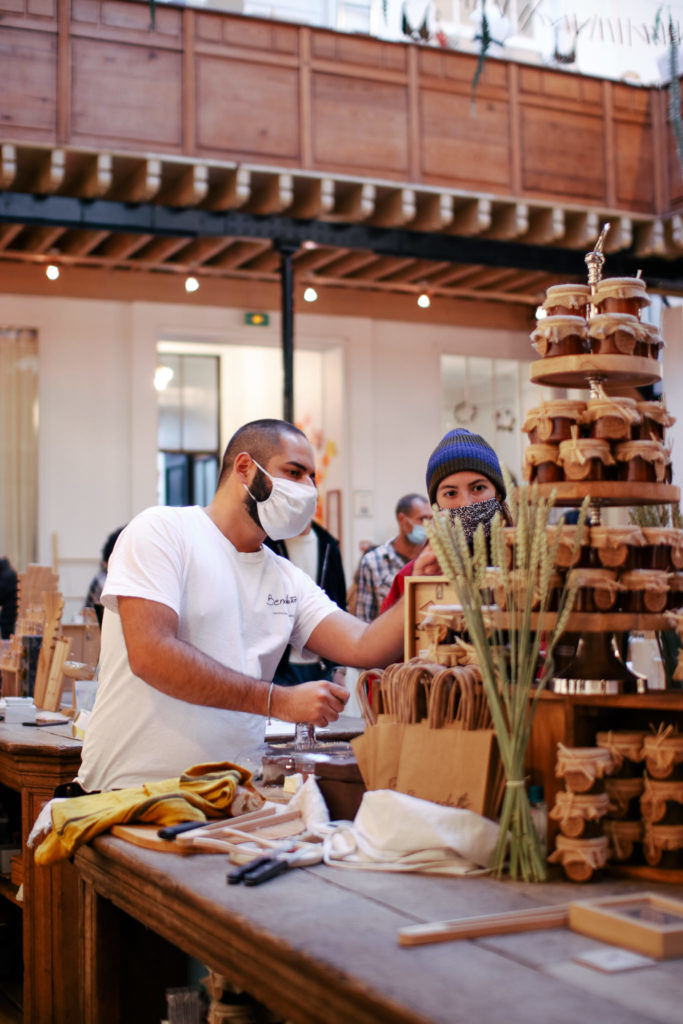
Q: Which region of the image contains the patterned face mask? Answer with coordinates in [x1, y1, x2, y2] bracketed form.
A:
[446, 497, 501, 544]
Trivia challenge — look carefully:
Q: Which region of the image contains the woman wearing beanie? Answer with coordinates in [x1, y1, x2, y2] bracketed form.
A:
[380, 428, 512, 612]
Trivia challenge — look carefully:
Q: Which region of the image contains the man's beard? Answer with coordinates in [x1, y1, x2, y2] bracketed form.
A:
[244, 466, 271, 529]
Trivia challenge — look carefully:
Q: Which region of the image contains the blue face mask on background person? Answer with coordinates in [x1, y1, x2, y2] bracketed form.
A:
[244, 458, 318, 540]
[406, 521, 427, 546]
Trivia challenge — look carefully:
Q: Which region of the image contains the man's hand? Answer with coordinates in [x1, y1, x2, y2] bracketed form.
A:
[412, 543, 442, 576]
[271, 679, 349, 727]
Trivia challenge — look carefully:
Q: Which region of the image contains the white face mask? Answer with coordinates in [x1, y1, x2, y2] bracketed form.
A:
[245, 458, 318, 540]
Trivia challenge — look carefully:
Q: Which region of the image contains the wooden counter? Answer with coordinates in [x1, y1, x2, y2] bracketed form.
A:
[0, 723, 82, 1023]
[76, 833, 683, 1024]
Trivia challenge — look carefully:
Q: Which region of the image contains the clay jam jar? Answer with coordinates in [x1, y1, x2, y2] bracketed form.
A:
[643, 823, 683, 869]
[558, 437, 614, 482]
[634, 401, 676, 441]
[587, 313, 641, 356]
[555, 744, 614, 794]
[549, 790, 610, 839]
[523, 443, 563, 484]
[603, 818, 643, 864]
[531, 315, 588, 358]
[670, 529, 683, 569]
[592, 276, 651, 317]
[580, 396, 640, 443]
[640, 777, 683, 825]
[614, 440, 668, 483]
[548, 834, 609, 882]
[522, 400, 586, 445]
[542, 283, 590, 317]
[550, 523, 591, 569]
[605, 776, 644, 820]
[640, 527, 679, 571]
[619, 569, 670, 614]
[590, 525, 644, 571]
[596, 729, 646, 778]
[644, 729, 683, 781]
[668, 573, 683, 610]
[567, 568, 621, 613]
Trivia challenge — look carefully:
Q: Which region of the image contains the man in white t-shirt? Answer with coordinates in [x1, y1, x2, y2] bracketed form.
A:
[77, 418, 406, 792]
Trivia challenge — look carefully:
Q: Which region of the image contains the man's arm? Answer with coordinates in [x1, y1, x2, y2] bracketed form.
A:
[305, 599, 405, 669]
[118, 597, 348, 727]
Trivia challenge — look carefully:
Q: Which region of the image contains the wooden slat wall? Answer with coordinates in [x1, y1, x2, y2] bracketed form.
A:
[0, 0, 680, 215]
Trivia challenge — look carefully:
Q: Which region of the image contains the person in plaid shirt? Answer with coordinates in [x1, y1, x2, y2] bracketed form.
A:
[353, 493, 432, 621]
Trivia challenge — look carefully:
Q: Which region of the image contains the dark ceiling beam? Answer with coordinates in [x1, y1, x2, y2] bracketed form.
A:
[2, 191, 683, 288]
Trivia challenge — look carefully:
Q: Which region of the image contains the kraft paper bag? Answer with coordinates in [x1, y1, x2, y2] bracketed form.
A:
[394, 722, 498, 818]
[351, 717, 406, 791]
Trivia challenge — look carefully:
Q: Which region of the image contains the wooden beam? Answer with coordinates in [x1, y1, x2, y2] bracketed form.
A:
[484, 202, 529, 240]
[634, 218, 667, 257]
[603, 216, 633, 252]
[245, 172, 294, 214]
[32, 149, 66, 194]
[60, 230, 111, 257]
[293, 246, 344, 273]
[69, 153, 113, 199]
[317, 251, 380, 277]
[370, 188, 417, 228]
[381, 259, 452, 284]
[563, 210, 601, 249]
[203, 165, 248, 211]
[524, 207, 565, 246]
[119, 159, 162, 202]
[287, 177, 335, 219]
[449, 199, 492, 236]
[348, 256, 419, 282]
[98, 233, 154, 260]
[23, 225, 67, 254]
[176, 237, 232, 266]
[410, 193, 455, 232]
[322, 182, 376, 222]
[160, 164, 209, 207]
[0, 223, 24, 251]
[239, 247, 280, 273]
[133, 236, 191, 263]
[668, 215, 683, 250]
[210, 239, 273, 270]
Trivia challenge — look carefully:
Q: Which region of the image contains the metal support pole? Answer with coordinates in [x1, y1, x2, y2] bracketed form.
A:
[277, 241, 298, 424]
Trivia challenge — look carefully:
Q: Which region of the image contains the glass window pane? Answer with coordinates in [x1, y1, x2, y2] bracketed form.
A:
[157, 354, 182, 450]
[181, 356, 219, 452]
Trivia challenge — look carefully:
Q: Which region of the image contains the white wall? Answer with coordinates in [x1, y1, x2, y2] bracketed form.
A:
[0, 291, 534, 616]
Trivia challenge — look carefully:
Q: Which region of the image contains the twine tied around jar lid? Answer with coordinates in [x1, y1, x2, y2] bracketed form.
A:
[619, 569, 671, 592]
[590, 525, 645, 549]
[558, 428, 614, 479]
[603, 818, 643, 859]
[547, 834, 609, 869]
[522, 400, 586, 441]
[588, 313, 641, 354]
[549, 790, 611, 825]
[605, 775, 645, 817]
[596, 729, 646, 769]
[644, 724, 683, 777]
[643, 822, 683, 858]
[636, 401, 676, 429]
[581, 384, 640, 424]
[555, 742, 615, 785]
[614, 440, 669, 481]
[530, 315, 587, 356]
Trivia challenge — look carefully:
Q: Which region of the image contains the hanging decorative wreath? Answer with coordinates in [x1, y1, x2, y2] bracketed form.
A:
[453, 400, 478, 425]
[496, 407, 516, 432]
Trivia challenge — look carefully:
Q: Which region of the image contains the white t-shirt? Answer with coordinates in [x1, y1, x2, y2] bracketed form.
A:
[77, 505, 337, 791]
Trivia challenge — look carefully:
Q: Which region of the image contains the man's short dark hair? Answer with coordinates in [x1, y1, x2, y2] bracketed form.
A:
[395, 493, 428, 518]
[217, 419, 308, 486]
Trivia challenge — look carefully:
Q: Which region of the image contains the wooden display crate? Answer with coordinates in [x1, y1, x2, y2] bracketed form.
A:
[404, 576, 459, 662]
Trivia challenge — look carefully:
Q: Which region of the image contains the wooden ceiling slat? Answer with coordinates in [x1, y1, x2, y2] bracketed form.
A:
[317, 251, 380, 277]
[133, 237, 192, 263]
[60, 230, 112, 257]
[97, 233, 154, 259]
[19, 225, 67, 254]
[0, 223, 24, 251]
[175, 237, 234, 266]
[293, 247, 345, 273]
[209, 240, 273, 270]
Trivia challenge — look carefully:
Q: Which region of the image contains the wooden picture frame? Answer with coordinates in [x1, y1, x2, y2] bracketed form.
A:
[326, 489, 341, 543]
[569, 891, 683, 960]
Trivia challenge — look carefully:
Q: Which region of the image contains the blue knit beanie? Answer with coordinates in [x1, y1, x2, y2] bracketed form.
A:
[426, 429, 506, 505]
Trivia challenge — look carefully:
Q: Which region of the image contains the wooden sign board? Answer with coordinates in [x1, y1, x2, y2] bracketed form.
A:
[569, 892, 683, 960]
[404, 576, 459, 661]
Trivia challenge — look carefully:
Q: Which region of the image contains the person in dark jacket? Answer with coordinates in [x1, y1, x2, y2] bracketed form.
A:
[265, 520, 347, 685]
[0, 557, 18, 639]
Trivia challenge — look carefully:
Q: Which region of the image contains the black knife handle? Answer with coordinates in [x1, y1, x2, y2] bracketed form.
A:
[157, 820, 206, 840]
[243, 858, 289, 886]
[227, 856, 273, 885]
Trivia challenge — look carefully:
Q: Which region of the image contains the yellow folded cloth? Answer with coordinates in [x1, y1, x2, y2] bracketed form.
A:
[34, 761, 260, 866]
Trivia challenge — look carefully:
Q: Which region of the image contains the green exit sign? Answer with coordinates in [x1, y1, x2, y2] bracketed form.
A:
[244, 312, 270, 326]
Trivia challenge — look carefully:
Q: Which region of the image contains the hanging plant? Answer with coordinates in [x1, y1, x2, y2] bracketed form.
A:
[471, 0, 493, 112]
[654, 6, 683, 179]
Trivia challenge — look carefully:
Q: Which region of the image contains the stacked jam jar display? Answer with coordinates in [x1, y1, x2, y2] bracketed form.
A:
[597, 729, 647, 866]
[547, 743, 613, 882]
[641, 725, 683, 869]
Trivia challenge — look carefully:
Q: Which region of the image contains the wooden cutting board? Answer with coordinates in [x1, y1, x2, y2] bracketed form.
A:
[110, 824, 210, 854]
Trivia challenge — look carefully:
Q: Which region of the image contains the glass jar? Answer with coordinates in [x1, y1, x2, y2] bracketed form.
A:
[547, 834, 609, 882]
[596, 729, 646, 777]
[580, 396, 640, 442]
[558, 437, 615, 482]
[588, 313, 641, 356]
[523, 443, 563, 484]
[643, 823, 683, 869]
[605, 775, 645, 820]
[590, 525, 644, 571]
[550, 523, 591, 569]
[603, 818, 643, 864]
[555, 744, 615, 794]
[549, 790, 610, 838]
[592, 276, 651, 317]
[619, 569, 670, 613]
[644, 728, 683, 780]
[640, 777, 683, 825]
[613, 440, 668, 483]
[522, 400, 586, 445]
[542, 283, 590, 317]
[567, 568, 621, 613]
[531, 315, 588, 358]
[634, 401, 676, 441]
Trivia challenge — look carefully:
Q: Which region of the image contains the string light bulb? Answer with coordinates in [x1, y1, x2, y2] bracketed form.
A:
[46, 264, 60, 281]
[185, 276, 199, 293]
[303, 287, 318, 302]
[417, 292, 430, 309]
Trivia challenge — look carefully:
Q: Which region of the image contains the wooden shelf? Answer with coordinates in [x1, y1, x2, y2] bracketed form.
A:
[533, 481, 680, 507]
[530, 354, 662, 389]
[487, 611, 676, 633]
[534, 689, 683, 709]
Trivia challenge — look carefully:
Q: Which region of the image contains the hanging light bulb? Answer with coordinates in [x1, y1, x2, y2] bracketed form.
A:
[154, 365, 175, 392]
[185, 276, 199, 293]
[417, 292, 430, 308]
[46, 264, 60, 281]
[303, 286, 318, 302]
